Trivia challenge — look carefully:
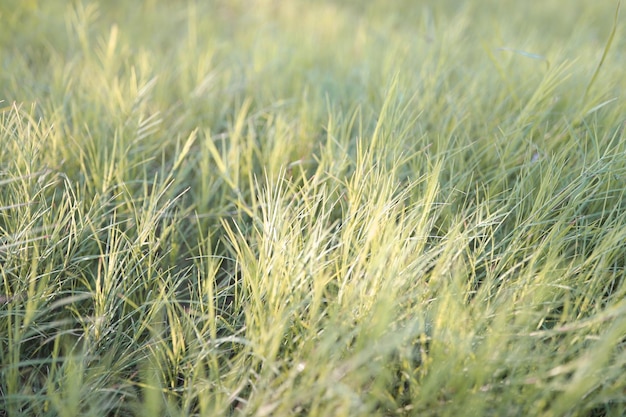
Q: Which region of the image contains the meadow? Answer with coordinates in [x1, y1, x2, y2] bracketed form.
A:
[1, 0, 625, 415]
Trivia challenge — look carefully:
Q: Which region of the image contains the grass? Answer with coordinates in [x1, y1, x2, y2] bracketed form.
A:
[1, 0, 625, 415]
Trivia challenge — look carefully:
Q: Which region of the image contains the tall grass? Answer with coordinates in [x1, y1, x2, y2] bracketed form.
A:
[1, 0, 625, 416]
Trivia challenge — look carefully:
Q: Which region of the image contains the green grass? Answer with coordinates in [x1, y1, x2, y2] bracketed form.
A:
[1, 0, 625, 416]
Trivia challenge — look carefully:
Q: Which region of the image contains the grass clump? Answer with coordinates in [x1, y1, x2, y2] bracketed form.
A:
[1, 0, 626, 416]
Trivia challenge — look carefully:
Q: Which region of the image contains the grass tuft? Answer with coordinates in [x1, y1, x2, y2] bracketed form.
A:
[1, 1, 625, 416]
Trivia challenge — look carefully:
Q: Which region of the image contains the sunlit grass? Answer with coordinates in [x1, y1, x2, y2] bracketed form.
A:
[1, 0, 625, 416]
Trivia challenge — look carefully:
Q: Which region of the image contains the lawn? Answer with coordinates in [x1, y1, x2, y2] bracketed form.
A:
[1, 0, 625, 416]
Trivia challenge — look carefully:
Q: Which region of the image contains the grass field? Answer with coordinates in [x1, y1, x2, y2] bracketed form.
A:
[1, 0, 626, 416]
